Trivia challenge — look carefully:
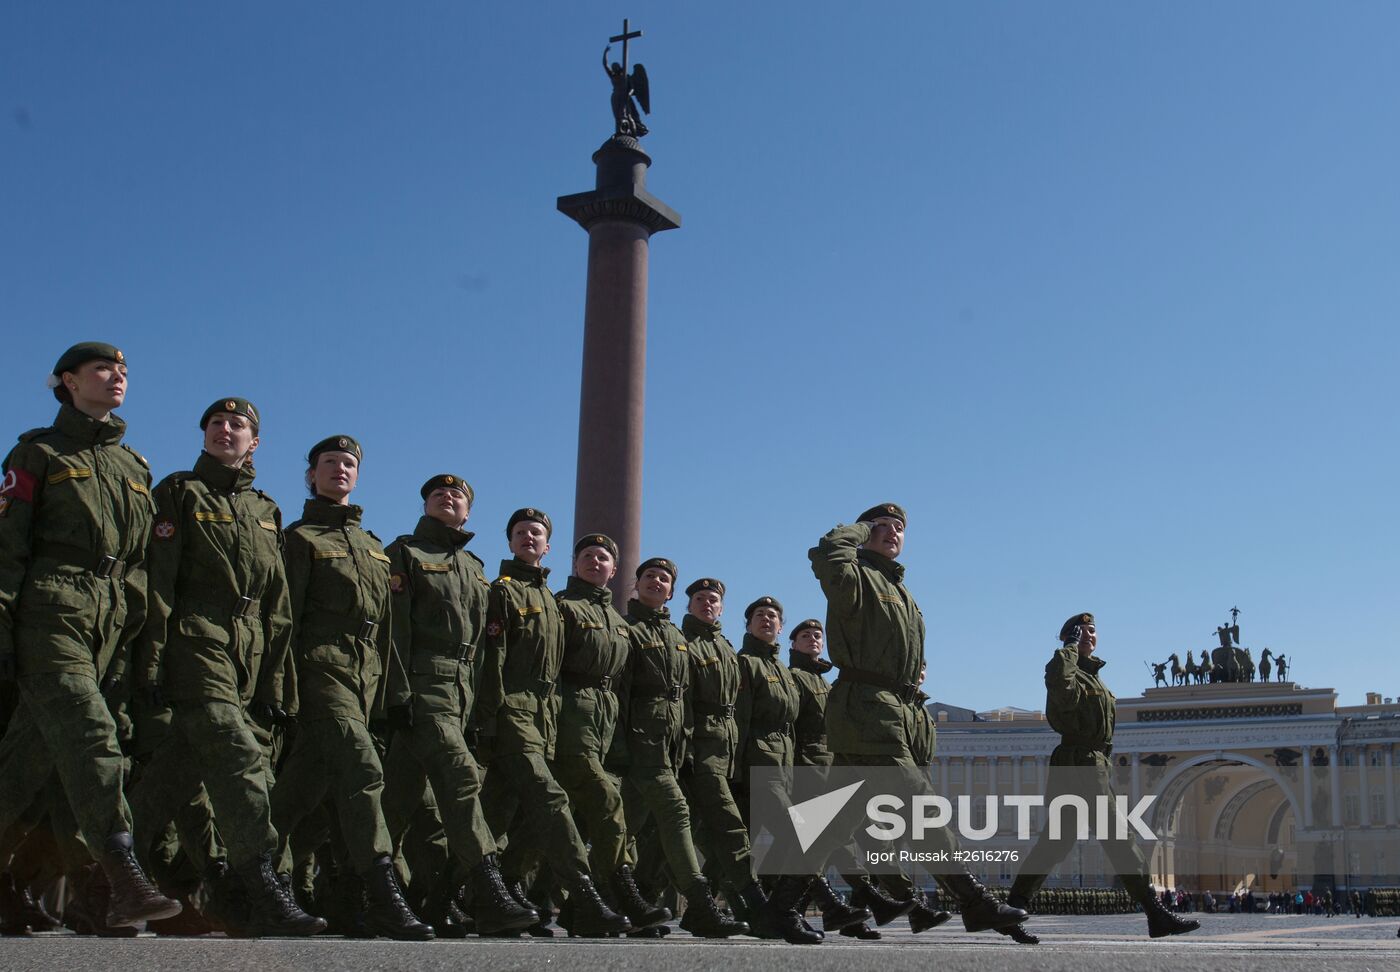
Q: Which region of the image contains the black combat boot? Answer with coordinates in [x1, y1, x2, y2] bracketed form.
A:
[364, 857, 434, 940]
[903, 889, 952, 933]
[147, 891, 216, 936]
[840, 920, 881, 939]
[235, 853, 326, 936]
[470, 855, 539, 936]
[847, 875, 916, 926]
[995, 892, 1039, 943]
[563, 874, 631, 937]
[202, 860, 255, 937]
[611, 864, 672, 930]
[1129, 881, 1200, 939]
[941, 870, 1027, 933]
[62, 864, 138, 937]
[809, 877, 871, 932]
[747, 876, 822, 944]
[2, 871, 60, 935]
[100, 832, 183, 927]
[679, 878, 748, 938]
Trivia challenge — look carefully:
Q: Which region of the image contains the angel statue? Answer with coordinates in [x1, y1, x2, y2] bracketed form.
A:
[604, 44, 650, 138]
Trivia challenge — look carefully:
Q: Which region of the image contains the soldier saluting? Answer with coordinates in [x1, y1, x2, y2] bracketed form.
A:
[1003, 613, 1201, 942]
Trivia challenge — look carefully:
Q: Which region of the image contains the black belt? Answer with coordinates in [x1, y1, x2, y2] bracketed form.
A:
[752, 721, 793, 737]
[633, 684, 683, 703]
[695, 700, 735, 719]
[178, 593, 260, 620]
[414, 635, 477, 663]
[562, 671, 614, 692]
[1060, 738, 1112, 756]
[302, 609, 380, 641]
[33, 541, 129, 580]
[836, 666, 921, 704]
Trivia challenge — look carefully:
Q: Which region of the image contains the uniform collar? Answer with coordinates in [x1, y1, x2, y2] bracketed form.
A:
[681, 614, 721, 638]
[564, 575, 613, 605]
[194, 451, 255, 492]
[1078, 654, 1107, 675]
[500, 557, 549, 584]
[741, 633, 781, 658]
[54, 403, 125, 447]
[413, 515, 473, 550]
[301, 496, 363, 528]
[858, 548, 906, 583]
[628, 598, 670, 622]
[789, 650, 833, 675]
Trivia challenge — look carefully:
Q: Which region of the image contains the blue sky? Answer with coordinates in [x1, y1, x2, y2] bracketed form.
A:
[3, 2, 1396, 712]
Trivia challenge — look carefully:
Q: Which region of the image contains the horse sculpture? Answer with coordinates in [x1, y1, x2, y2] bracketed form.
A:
[1183, 651, 1199, 685]
[1258, 648, 1273, 682]
[1168, 652, 1187, 686]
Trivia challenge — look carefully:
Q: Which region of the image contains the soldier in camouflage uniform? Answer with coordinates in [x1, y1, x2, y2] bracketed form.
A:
[618, 558, 747, 938]
[126, 397, 324, 937]
[810, 504, 1027, 934]
[476, 508, 630, 937]
[735, 597, 867, 943]
[787, 618, 929, 939]
[1005, 613, 1200, 941]
[675, 578, 778, 928]
[550, 533, 669, 931]
[0, 343, 180, 928]
[269, 435, 432, 940]
[379, 474, 537, 936]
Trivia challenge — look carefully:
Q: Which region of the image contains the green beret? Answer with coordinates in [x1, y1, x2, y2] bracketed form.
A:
[685, 577, 725, 598]
[53, 342, 125, 377]
[308, 435, 362, 465]
[745, 595, 784, 622]
[858, 502, 907, 526]
[636, 557, 678, 582]
[421, 474, 474, 505]
[50, 342, 126, 401]
[200, 397, 260, 432]
[1058, 612, 1095, 643]
[506, 507, 552, 539]
[789, 618, 823, 641]
[573, 533, 618, 559]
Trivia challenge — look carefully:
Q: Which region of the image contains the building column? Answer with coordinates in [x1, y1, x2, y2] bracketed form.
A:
[1302, 745, 1314, 828]
[1012, 755, 1022, 795]
[1358, 746, 1371, 827]
[1385, 747, 1396, 827]
[1330, 745, 1343, 828]
[1131, 752, 1142, 807]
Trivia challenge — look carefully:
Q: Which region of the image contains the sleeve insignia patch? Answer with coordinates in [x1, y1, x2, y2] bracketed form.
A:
[0, 468, 38, 502]
[153, 518, 176, 540]
[389, 572, 406, 594]
[486, 619, 504, 638]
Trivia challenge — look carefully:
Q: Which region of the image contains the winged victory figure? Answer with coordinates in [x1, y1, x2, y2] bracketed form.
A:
[604, 45, 650, 137]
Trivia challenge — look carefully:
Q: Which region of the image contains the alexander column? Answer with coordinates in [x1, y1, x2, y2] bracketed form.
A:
[558, 19, 680, 600]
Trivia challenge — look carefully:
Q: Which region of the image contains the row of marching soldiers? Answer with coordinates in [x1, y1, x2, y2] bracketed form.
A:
[0, 342, 1033, 942]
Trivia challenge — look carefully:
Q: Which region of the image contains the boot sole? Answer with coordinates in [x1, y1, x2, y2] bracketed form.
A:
[475, 912, 543, 936]
[1149, 919, 1201, 938]
[107, 898, 183, 928]
[962, 913, 1029, 933]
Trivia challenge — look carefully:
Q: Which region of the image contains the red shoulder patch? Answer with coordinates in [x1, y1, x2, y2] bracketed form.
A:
[0, 469, 37, 503]
[153, 518, 177, 541]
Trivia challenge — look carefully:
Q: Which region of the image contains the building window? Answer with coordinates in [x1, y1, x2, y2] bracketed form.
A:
[1342, 749, 1358, 767]
[998, 759, 1012, 784]
[1371, 793, 1385, 822]
[950, 761, 964, 784]
[973, 761, 987, 784]
[1344, 795, 1359, 825]
[1370, 750, 1384, 767]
